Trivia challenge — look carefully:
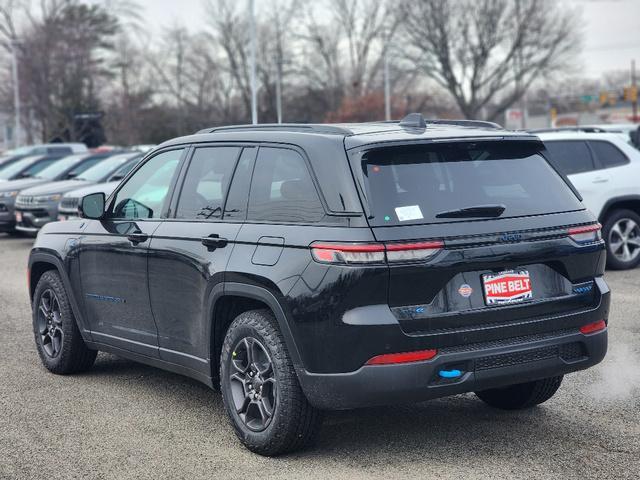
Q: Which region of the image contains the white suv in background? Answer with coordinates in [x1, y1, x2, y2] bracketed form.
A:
[538, 132, 640, 270]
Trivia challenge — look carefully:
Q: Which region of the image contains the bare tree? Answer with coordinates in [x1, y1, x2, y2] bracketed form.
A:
[299, 0, 397, 116]
[400, 0, 581, 121]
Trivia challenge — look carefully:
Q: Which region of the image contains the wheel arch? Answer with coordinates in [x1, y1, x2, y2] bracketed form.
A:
[28, 252, 91, 340]
[598, 195, 640, 223]
[207, 282, 303, 386]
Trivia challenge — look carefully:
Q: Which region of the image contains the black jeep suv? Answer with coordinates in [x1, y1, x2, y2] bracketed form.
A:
[29, 114, 609, 456]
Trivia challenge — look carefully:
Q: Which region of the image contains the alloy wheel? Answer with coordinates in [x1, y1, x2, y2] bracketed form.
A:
[228, 337, 277, 432]
[608, 218, 640, 264]
[36, 289, 64, 358]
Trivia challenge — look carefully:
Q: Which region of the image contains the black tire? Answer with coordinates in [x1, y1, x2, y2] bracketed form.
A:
[475, 376, 563, 410]
[602, 209, 640, 270]
[32, 270, 97, 374]
[220, 309, 323, 456]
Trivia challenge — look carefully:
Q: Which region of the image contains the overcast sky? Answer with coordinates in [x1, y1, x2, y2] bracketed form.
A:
[136, 0, 640, 79]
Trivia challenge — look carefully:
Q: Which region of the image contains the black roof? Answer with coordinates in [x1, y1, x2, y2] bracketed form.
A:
[160, 114, 538, 152]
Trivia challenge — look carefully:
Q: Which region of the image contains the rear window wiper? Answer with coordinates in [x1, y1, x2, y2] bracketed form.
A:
[435, 204, 506, 219]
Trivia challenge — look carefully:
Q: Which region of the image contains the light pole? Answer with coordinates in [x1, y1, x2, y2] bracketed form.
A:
[10, 39, 21, 147]
[275, 55, 283, 124]
[384, 47, 391, 121]
[249, 0, 258, 124]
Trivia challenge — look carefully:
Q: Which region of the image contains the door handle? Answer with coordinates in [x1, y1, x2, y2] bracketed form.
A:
[201, 234, 228, 251]
[592, 177, 609, 184]
[127, 231, 149, 244]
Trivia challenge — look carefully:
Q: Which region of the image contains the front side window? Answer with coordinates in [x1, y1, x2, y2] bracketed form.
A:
[543, 141, 594, 175]
[175, 147, 240, 220]
[109, 149, 184, 220]
[248, 147, 324, 223]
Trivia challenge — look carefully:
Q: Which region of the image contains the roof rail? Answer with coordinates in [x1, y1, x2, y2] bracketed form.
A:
[427, 119, 503, 129]
[529, 126, 609, 134]
[197, 123, 354, 135]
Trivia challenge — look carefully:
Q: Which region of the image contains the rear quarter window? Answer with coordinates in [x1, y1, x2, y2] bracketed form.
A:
[588, 140, 629, 169]
[543, 141, 594, 175]
[360, 141, 583, 226]
[247, 147, 325, 223]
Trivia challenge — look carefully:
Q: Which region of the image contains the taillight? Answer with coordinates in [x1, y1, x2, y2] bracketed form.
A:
[385, 241, 444, 262]
[580, 320, 607, 334]
[568, 223, 601, 244]
[310, 240, 443, 264]
[366, 349, 438, 365]
[310, 242, 386, 264]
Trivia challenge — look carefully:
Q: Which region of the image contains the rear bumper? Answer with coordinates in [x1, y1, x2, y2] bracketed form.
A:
[298, 327, 607, 410]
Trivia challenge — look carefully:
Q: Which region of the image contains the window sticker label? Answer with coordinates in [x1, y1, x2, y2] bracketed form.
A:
[395, 205, 423, 222]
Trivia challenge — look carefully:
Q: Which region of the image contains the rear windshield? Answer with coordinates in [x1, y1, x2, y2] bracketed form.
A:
[359, 141, 583, 226]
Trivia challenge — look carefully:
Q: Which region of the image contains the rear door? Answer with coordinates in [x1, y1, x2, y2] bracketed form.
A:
[147, 145, 250, 369]
[353, 140, 600, 345]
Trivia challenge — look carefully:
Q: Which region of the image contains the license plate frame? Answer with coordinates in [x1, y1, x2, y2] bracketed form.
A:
[482, 269, 533, 306]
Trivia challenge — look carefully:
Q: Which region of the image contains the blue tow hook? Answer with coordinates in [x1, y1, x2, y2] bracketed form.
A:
[438, 369, 463, 379]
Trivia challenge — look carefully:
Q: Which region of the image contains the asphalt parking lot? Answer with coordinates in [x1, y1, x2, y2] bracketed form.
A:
[0, 235, 638, 480]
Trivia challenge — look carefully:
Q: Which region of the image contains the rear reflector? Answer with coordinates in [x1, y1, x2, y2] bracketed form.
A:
[579, 320, 607, 334]
[568, 223, 601, 244]
[365, 349, 438, 365]
[310, 240, 443, 265]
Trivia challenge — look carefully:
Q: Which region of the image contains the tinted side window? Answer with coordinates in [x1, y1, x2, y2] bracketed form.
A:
[175, 147, 240, 220]
[248, 147, 324, 223]
[109, 149, 184, 219]
[224, 148, 257, 220]
[588, 140, 629, 169]
[544, 141, 594, 175]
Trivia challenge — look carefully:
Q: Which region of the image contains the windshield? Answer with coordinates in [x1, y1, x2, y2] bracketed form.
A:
[35, 155, 85, 180]
[0, 156, 40, 179]
[76, 154, 134, 182]
[360, 141, 583, 226]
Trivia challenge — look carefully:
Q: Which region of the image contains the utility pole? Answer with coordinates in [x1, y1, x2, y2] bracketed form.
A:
[384, 47, 391, 121]
[275, 55, 283, 124]
[11, 39, 21, 148]
[632, 59, 637, 122]
[249, 0, 258, 125]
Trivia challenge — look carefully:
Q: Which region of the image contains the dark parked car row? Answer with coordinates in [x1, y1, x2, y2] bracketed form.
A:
[0, 146, 144, 235]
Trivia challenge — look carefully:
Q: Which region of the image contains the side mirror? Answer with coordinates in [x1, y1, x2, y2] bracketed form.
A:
[79, 192, 105, 220]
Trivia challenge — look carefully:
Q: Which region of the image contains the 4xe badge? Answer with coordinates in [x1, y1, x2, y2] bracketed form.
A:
[482, 270, 532, 305]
